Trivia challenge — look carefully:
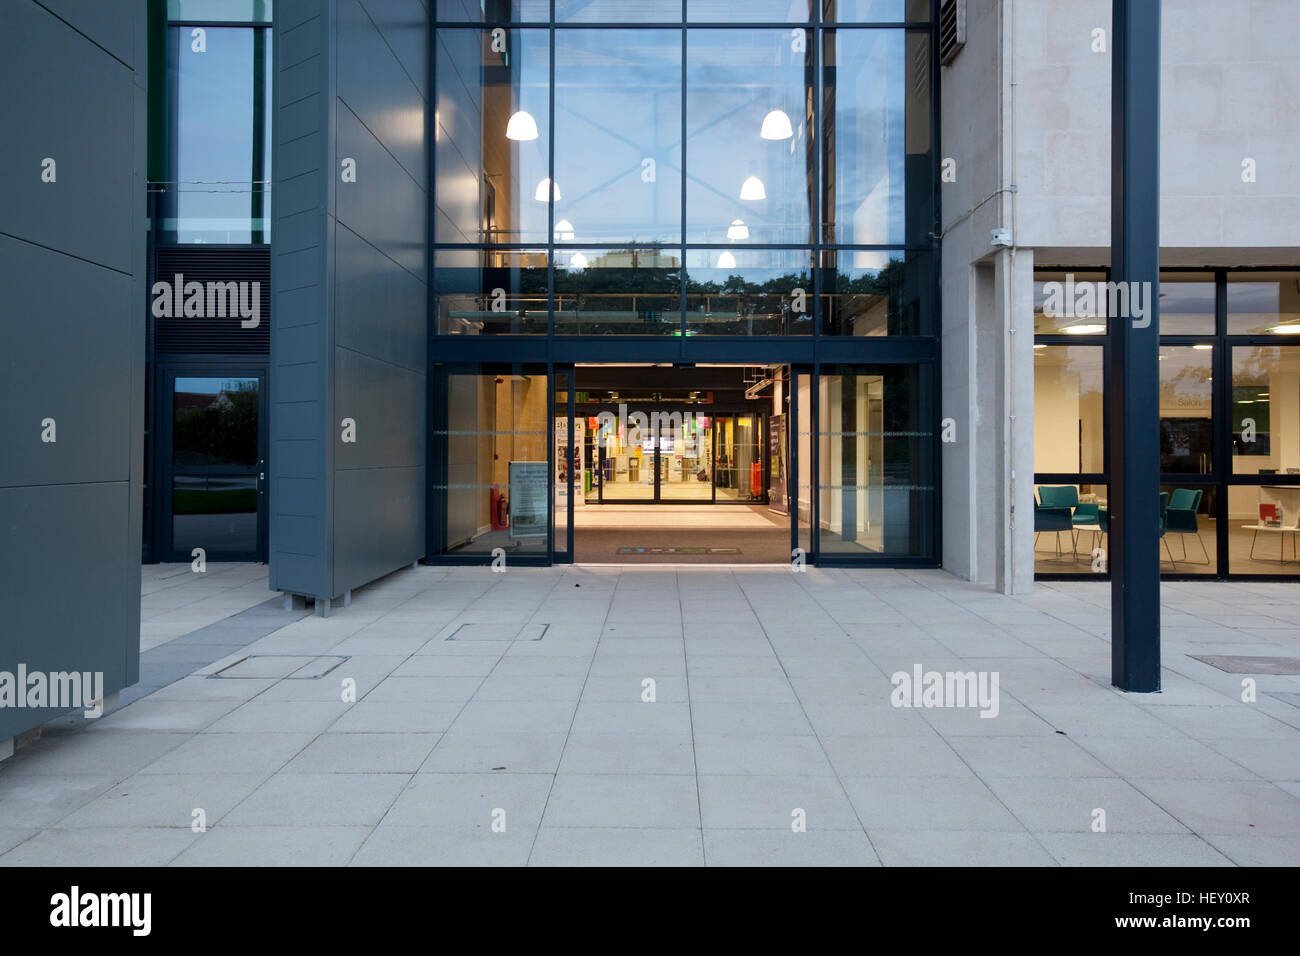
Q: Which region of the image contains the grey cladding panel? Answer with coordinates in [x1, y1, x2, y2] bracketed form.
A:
[358, 0, 429, 98]
[0, 483, 135, 739]
[335, 101, 426, 277]
[33, 0, 138, 67]
[335, 223, 427, 372]
[0, 236, 133, 487]
[332, 465, 425, 596]
[0, 0, 135, 273]
[339, 0, 427, 189]
[333, 348, 426, 471]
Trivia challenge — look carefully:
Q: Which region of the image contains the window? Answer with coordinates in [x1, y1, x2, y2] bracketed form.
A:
[161, 25, 272, 243]
[1034, 268, 1300, 577]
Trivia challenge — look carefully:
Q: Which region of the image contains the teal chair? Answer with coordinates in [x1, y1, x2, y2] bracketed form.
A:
[1166, 488, 1209, 564]
[1037, 486, 1098, 556]
[1035, 487, 1078, 558]
[1087, 498, 1177, 568]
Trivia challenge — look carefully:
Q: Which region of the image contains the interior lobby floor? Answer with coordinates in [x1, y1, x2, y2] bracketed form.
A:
[573, 504, 791, 564]
[1, 563, 1297, 866]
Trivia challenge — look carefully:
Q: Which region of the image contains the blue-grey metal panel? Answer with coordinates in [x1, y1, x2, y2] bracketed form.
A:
[357, 0, 428, 99]
[0, 484, 136, 740]
[334, 348, 426, 470]
[339, 0, 427, 188]
[33, 0, 137, 67]
[0, 0, 146, 739]
[0, 238, 134, 487]
[335, 98, 426, 277]
[0, 0, 135, 274]
[336, 222, 428, 371]
[333, 465, 425, 595]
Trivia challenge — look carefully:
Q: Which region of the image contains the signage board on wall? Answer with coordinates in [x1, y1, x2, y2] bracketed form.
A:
[769, 413, 788, 515]
[509, 461, 549, 539]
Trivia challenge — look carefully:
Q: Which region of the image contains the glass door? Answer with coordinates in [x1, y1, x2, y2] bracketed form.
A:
[162, 370, 266, 562]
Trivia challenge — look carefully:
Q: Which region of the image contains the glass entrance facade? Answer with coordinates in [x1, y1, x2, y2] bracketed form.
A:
[428, 2, 940, 565]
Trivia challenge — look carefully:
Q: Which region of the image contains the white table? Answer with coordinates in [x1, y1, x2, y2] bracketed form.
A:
[1242, 524, 1300, 564]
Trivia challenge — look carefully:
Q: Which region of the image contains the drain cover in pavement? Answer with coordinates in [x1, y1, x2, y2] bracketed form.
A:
[446, 623, 548, 642]
[1189, 655, 1300, 675]
[211, 655, 350, 679]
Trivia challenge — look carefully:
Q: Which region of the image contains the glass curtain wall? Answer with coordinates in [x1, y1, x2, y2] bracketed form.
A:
[1033, 268, 1300, 578]
[431, 1, 934, 340]
[430, 2, 938, 565]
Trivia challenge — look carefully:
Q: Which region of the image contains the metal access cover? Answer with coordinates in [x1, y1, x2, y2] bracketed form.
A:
[211, 655, 350, 679]
[1189, 655, 1300, 675]
[446, 623, 548, 642]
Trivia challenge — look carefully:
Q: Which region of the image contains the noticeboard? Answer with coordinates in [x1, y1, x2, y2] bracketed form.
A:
[509, 461, 549, 540]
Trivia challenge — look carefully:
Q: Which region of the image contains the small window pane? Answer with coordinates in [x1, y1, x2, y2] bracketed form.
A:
[1159, 273, 1215, 335]
[164, 27, 272, 243]
[1032, 346, 1104, 474]
[685, 248, 812, 335]
[434, 248, 549, 334]
[822, 250, 933, 336]
[435, 1, 550, 21]
[558, 1, 682, 21]
[686, 29, 813, 244]
[824, 0, 931, 21]
[434, 28, 550, 244]
[1227, 272, 1300, 335]
[1231, 346, 1300, 476]
[689, 1, 813, 21]
[1159, 345, 1214, 475]
[1033, 271, 1108, 334]
[553, 248, 683, 335]
[554, 30, 682, 245]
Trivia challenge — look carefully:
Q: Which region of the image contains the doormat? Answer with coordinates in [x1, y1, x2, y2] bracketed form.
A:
[1188, 655, 1300, 675]
[617, 547, 741, 554]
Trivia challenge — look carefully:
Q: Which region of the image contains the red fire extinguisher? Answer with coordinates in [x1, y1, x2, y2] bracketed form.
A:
[490, 487, 510, 530]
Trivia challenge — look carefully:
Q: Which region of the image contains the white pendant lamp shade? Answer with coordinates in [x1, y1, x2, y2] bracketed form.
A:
[554, 219, 575, 240]
[534, 178, 560, 202]
[760, 109, 794, 140]
[569, 252, 589, 270]
[506, 110, 539, 141]
[717, 251, 737, 269]
[726, 218, 749, 240]
[739, 175, 766, 201]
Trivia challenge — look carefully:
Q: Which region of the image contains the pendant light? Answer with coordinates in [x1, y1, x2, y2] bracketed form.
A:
[726, 219, 749, 240]
[739, 175, 766, 201]
[534, 177, 560, 202]
[554, 219, 575, 241]
[506, 110, 539, 141]
[760, 109, 793, 140]
[569, 252, 589, 270]
[717, 251, 737, 269]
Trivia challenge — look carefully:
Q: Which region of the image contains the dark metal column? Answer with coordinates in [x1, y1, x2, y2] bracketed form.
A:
[1109, 0, 1162, 692]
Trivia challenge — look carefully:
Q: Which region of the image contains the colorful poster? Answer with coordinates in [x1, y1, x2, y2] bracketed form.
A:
[769, 414, 787, 515]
